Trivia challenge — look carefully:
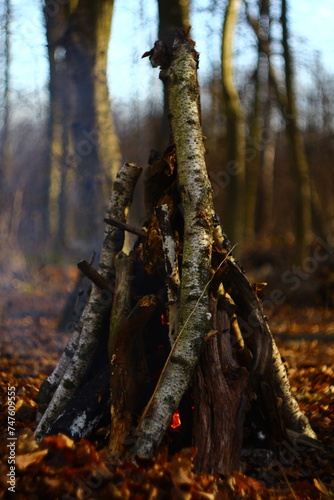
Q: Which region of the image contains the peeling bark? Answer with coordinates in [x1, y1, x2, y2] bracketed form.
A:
[35, 163, 142, 440]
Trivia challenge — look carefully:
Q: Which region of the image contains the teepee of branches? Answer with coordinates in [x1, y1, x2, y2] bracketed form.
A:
[35, 31, 318, 476]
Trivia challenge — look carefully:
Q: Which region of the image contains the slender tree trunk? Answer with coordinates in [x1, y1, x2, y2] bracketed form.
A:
[93, 0, 121, 197]
[244, 0, 270, 240]
[281, 0, 312, 263]
[157, 0, 189, 47]
[44, 3, 69, 246]
[221, 0, 246, 248]
[257, 104, 276, 235]
[44, 0, 120, 247]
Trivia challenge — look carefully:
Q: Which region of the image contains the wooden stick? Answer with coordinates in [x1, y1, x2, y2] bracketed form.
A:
[104, 217, 147, 238]
[212, 217, 317, 440]
[108, 253, 156, 457]
[77, 260, 112, 292]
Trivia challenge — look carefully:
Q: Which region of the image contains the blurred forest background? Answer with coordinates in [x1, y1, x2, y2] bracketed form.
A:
[0, 0, 334, 289]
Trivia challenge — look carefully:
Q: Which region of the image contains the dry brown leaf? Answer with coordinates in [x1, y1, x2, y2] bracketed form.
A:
[16, 449, 48, 470]
[42, 433, 75, 449]
[313, 477, 329, 494]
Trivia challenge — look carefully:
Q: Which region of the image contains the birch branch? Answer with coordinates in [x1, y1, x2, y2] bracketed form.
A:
[36, 257, 94, 424]
[155, 204, 180, 344]
[212, 218, 317, 440]
[35, 162, 142, 440]
[133, 33, 215, 458]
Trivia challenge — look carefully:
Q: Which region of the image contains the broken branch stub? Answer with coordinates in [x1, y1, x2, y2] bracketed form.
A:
[133, 34, 215, 458]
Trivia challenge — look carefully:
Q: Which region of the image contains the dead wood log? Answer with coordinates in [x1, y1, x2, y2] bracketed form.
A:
[192, 298, 248, 475]
[133, 32, 215, 458]
[107, 253, 156, 457]
[43, 365, 110, 440]
[35, 162, 142, 441]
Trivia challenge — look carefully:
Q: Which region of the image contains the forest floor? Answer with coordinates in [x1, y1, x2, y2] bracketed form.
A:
[0, 263, 333, 499]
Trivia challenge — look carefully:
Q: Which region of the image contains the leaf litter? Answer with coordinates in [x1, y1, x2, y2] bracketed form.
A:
[0, 266, 333, 499]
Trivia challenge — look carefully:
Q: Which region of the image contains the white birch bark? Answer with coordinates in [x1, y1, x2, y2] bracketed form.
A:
[133, 35, 215, 458]
[271, 339, 317, 439]
[213, 221, 317, 439]
[155, 204, 180, 344]
[35, 163, 142, 440]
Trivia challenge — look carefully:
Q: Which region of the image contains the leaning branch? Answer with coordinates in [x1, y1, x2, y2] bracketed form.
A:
[35, 163, 142, 440]
[133, 33, 215, 458]
[213, 220, 317, 440]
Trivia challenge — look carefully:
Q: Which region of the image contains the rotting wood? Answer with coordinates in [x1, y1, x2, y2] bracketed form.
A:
[107, 249, 157, 456]
[192, 298, 248, 475]
[109, 291, 157, 457]
[35, 162, 142, 441]
[108, 252, 134, 457]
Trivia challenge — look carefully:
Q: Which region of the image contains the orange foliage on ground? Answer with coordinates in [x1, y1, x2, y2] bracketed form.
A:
[0, 266, 333, 499]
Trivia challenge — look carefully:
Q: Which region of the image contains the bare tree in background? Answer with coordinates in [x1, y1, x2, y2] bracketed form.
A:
[0, 0, 10, 217]
[281, 0, 313, 263]
[244, 0, 273, 240]
[221, 0, 246, 248]
[44, 0, 121, 247]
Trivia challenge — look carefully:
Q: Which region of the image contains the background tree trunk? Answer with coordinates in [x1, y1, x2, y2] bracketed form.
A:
[44, 2, 70, 248]
[0, 0, 12, 233]
[221, 0, 246, 249]
[44, 0, 121, 247]
[281, 0, 312, 263]
[244, 0, 270, 241]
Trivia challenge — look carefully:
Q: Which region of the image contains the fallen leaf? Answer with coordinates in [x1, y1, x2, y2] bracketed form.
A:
[16, 449, 48, 470]
[313, 477, 329, 494]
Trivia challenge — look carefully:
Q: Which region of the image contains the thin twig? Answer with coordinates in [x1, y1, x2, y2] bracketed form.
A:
[282, 469, 298, 500]
[77, 260, 113, 292]
[104, 217, 147, 238]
